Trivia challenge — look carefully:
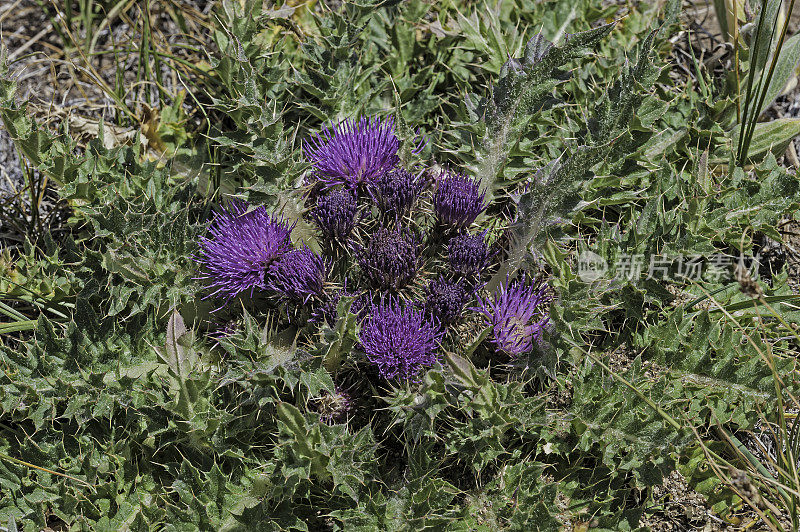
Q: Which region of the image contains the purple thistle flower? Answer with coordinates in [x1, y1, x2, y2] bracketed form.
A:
[370, 168, 423, 218]
[195, 201, 293, 302]
[448, 231, 491, 276]
[359, 297, 442, 380]
[314, 386, 353, 423]
[310, 188, 358, 241]
[304, 116, 400, 190]
[423, 276, 471, 324]
[433, 172, 487, 228]
[358, 228, 419, 289]
[476, 277, 552, 357]
[267, 246, 327, 303]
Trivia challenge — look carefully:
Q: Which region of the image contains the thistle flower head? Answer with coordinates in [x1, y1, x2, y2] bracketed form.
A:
[448, 231, 491, 276]
[359, 296, 442, 380]
[433, 172, 487, 228]
[476, 277, 551, 357]
[195, 201, 293, 302]
[304, 116, 400, 190]
[358, 228, 419, 289]
[267, 246, 327, 303]
[310, 188, 358, 241]
[313, 386, 353, 423]
[371, 168, 423, 218]
[423, 276, 471, 324]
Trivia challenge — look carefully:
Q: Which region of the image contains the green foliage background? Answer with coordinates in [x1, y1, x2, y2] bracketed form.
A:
[1, 0, 799, 529]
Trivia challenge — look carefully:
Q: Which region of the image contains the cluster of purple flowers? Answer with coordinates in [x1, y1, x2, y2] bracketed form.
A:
[195, 203, 326, 309]
[195, 116, 552, 381]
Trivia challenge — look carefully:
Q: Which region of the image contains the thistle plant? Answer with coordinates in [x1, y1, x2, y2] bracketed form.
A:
[476, 276, 552, 357]
[303, 116, 401, 190]
[433, 171, 487, 228]
[195, 201, 294, 302]
[9, 0, 800, 528]
[359, 296, 442, 380]
[194, 116, 552, 380]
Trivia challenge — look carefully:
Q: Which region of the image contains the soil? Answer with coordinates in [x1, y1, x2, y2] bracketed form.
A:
[0, 0, 213, 249]
[641, 471, 727, 531]
[0, 127, 22, 197]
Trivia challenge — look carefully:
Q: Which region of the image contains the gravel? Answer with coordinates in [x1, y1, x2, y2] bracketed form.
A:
[0, 127, 23, 198]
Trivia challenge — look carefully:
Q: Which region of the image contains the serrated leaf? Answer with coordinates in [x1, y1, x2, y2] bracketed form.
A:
[154, 310, 204, 419]
[158, 310, 195, 377]
[469, 23, 615, 199]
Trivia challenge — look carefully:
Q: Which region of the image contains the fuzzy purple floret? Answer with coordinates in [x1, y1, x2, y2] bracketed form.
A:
[424, 277, 471, 324]
[267, 246, 326, 303]
[195, 202, 293, 302]
[371, 168, 423, 218]
[311, 188, 358, 240]
[476, 277, 551, 357]
[448, 231, 491, 276]
[304, 116, 400, 190]
[318, 386, 353, 423]
[359, 297, 442, 380]
[433, 172, 487, 228]
[358, 228, 419, 289]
